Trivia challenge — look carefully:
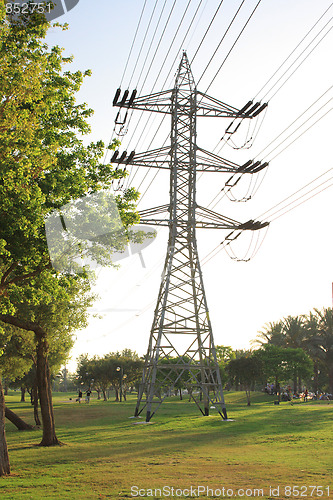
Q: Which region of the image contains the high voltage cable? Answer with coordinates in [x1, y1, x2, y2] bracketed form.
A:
[266, 179, 333, 223]
[124, 0, 195, 155]
[262, 100, 333, 163]
[196, 0, 246, 86]
[190, 0, 226, 65]
[127, 0, 160, 90]
[124, 0, 207, 193]
[104, 0, 159, 163]
[208, 87, 333, 210]
[257, 168, 333, 221]
[201, 171, 333, 266]
[135, 0, 176, 92]
[119, 0, 149, 87]
[254, 3, 333, 99]
[121, 0, 198, 148]
[262, 20, 333, 101]
[128, 0, 258, 198]
[203, 0, 263, 94]
[256, 86, 333, 159]
[259, 167, 333, 220]
[211, 6, 333, 158]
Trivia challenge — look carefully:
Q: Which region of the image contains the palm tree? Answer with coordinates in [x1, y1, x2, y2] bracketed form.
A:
[303, 312, 323, 394]
[314, 308, 333, 394]
[252, 321, 284, 347]
[281, 315, 309, 392]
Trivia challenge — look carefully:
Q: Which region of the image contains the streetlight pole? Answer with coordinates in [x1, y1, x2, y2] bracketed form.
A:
[116, 366, 123, 402]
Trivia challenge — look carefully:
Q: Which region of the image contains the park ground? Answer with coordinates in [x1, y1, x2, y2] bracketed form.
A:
[1, 392, 332, 500]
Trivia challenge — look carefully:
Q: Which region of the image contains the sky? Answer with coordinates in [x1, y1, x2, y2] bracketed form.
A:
[45, 0, 333, 372]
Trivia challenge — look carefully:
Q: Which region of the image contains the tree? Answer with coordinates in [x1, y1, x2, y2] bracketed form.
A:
[0, 3, 140, 463]
[314, 308, 333, 394]
[76, 351, 143, 402]
[252, 321, 284, 347]
[281, 315, 307, 392]
[0, 378, 10, 475]
[255, 344, 313, 401]
[215, 345, 235, 388]
[227, 355, 263, 405]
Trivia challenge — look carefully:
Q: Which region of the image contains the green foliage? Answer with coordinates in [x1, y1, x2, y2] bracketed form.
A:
[255, 344, 313, 386]
[227, 354, 263, 405]
[254, 308, 333, 393]
[76, 351, 144, 398]
[0, 8, 140, 318]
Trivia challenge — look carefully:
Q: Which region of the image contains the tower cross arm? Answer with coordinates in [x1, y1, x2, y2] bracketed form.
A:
[113, 89, 173, 114]
[196, 91, 268, 118]
[110, 146, 269, 175]
[195, 206, 270, 230]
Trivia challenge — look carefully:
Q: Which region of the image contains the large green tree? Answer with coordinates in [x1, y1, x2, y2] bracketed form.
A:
[0, 4, 140, 469]
[227, 354, 263, 405]
[255, 344, 313, 401]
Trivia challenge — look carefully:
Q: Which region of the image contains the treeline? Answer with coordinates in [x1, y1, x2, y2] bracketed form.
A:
[220, 307, 333, 404]
[75, 350, 144, 402]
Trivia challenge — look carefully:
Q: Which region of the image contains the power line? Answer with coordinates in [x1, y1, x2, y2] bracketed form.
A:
[263, 20, 333, 101]
[196, 0, 246, 86]
[258, 168, 333, 221]
[203, 0, 263, 94]
[127, 0, 161, 89]
[256, 86, 333, 160]
[119, 0, 149, 87]
[254, 3, 333, 99]
[206, 87, 333, 211]
[191, 0, 226, 65]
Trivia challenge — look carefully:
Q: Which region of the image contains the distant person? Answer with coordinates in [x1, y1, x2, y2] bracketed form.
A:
[304, 389, 308, 402]
[77, 390, 83, 403]
[85, 389, 92, 403]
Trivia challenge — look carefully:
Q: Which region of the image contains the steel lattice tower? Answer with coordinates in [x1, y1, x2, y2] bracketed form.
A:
[113, 53, 268, 422]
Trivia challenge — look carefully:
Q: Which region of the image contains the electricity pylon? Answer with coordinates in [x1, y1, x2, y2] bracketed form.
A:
[113, 52, 268, 422]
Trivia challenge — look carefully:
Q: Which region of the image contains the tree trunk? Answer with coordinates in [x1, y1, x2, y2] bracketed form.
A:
[5, 407, 34, 431]
[276, 377, 281, 402]
[115, 387, 119, 402]
[3, 383, 8, 396]
[179, 388, 183, 400]
[313, 361, 319, 394]
[328, 365, 333, 395]
[102, 389, 107, 401]
[20, 386, 26, 402]
[0, 380, 10, 476]
[36, 335, 60, 446]
[0, 315, 60, 446]
[297, 376, 302, 393]
[32, 382, 41, 427]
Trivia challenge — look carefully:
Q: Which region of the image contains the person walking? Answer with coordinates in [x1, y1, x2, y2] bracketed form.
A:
[85, 389, 92, 403]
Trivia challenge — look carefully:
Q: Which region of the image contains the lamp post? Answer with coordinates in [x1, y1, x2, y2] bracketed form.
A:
[116, 366, 127, 402]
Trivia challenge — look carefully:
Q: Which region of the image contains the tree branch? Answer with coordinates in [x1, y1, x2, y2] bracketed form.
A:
[0, 315, 45, 338]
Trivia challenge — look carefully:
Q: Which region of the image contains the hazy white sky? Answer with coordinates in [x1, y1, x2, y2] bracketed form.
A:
[46, 0, 333, 371]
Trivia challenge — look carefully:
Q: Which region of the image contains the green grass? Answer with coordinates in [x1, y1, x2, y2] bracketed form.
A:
[1, 391, 332, 499]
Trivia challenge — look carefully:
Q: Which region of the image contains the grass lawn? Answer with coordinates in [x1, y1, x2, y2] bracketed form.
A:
[1, 391, 332, 499]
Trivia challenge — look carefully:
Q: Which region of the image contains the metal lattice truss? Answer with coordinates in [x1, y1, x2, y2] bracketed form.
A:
[113, 53, 268, 422]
